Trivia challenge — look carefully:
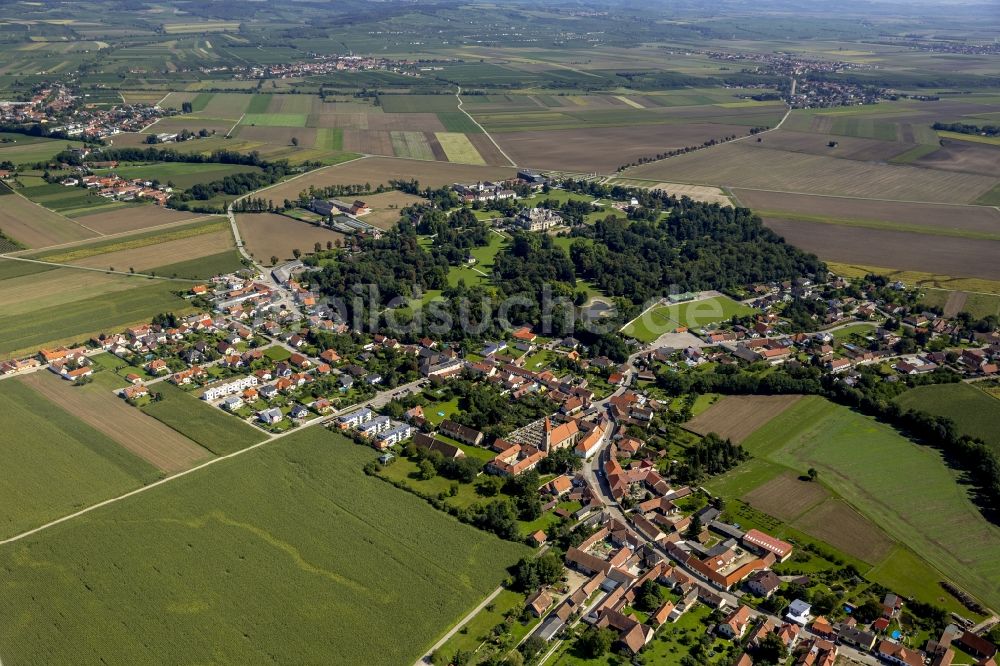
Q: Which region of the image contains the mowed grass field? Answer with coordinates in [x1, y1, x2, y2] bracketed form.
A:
[100, 162, 263, 189]
[623, 295, 755, 342]
[895, 383, 1000, 454]
[707, 396, 1000, 611]
[0, 132, 85, 165]
[0, 380, 159, 539]
[0, 428, 528, 665]
[140, 382, 266, 456]
[0, 261, 192, 356]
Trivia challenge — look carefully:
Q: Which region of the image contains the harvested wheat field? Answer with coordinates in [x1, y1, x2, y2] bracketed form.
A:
[495, 124, 749, 173]
[793, 498, 895, 564]
[652, 183, 732, 207]
[765, 219, 1000, 281]
[742, 472, 830, 522]
[732, 189, 1000, 235]
[19, 372, 211, 474]
[65, 230, 235, 272]
[684, 394, 802, 443]
[236, 125, 318, 147]
[625, 142, 998, 204]
[261, 157, 515, 203]
[235, 213, 345, 265]
[72, 207, 214, 235]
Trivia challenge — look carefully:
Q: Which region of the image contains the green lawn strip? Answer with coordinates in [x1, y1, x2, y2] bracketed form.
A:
[189, 92, 213, 112]
[246, 93, 273, 114]
[0, 429, 528, 665]
[894, 383, 1000, 454]
[141, 382, 266, 455]
[0, 380, 159, 538]
[755, 210, 1000, 242]
[148, 250, 245, 280]
[0, 279, 191, 356]
[623, 296, 755, 342]
[831, 323, 876, 341]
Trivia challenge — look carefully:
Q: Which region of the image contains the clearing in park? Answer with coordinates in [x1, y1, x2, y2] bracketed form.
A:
[0, 428, 528, 665]
[622, 295, 756, 342]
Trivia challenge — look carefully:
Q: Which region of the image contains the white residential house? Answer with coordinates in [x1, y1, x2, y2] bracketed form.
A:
[259, 407, 283, 425]
[337, 407, 373, 429]
[202, 375, 259, 402]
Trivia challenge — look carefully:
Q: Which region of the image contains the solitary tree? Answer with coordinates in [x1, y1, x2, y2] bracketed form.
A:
[314, 242, 322, 253]
[684, 513, 702, 540]
[291, 136, 299, 146]
[807, 467, 818, 482]
[270, 255, 279, 265]
[292, 248, 302, 259]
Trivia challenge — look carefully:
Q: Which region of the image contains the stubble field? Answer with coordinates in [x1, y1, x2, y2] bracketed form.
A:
[234, 213, 346, 266]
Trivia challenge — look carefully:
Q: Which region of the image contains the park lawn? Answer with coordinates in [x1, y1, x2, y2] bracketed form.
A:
[831, 323, 876, 341]
[424, 397, 460, 426]
[378, 456, 488, 511]
[712, 395, 1000, 613]
[263, 345, 292, 362]
[623, 296, 756, 342]
[894, 383, 1000, 454]
[0, 278, 192, 357]
[0, 428, 528, 666]
[521, 350, 558, 372]
[0, 380, 159, 539]
[141, 382, 266, 455]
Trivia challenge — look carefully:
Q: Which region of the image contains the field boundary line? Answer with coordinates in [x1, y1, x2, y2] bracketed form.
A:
[0, 255, 201, 282]
[138, 116, 162, 134]
[225, 113, 245, 138]
[454, 85, 517, 168]
[153, 92, 171, 108]
[619, 297, 666, 333]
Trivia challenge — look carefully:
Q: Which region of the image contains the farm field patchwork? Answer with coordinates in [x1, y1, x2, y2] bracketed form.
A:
[622, 295, 756, 342]
[140, 382, 266, 456]
[625, 142, 998, 204]
[0, 428, 528, 665]
[0, 380, 158, 539]
[709, 395, 1000, 611]
[894, 383, 1000, 454]
[19, 371, 212, 474]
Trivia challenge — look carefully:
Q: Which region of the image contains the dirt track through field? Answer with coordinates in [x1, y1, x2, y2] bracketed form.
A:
[19, 372, 212, 473]
[684, 394, 802, 443]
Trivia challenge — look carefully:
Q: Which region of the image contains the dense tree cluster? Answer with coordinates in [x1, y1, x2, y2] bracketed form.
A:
[932, 122, 999, 137]
[674, 432, 749, 482]
[568, 203, 825, 302]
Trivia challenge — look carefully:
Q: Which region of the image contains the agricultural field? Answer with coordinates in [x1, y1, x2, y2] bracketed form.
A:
[909, 138, 1000, 177]
[16, 179, 147, 218]
[0, 428, 528, 665]
[19, 370, 212, 474]
[261, 157, 515, 204]
[101, 163, 263, 190]
[140, 382, 266, 456]
[0, 188, 99, 248]
[683, 394, 802, 443]
[494, 123, 753, 173]
[608, 178, 732, 207]
[149, 250, 247, 280]
[435, 132, 486, 164]
[0, 132, 84, 165]
[622, 295, 756, 342]
[708, 396, 1000, 611]
[0, 379, 158, 539]
[69, 207, 212, 236]
[0, 261, 192, 356]
[625, 142, 998, 205]
[235, 213, 346, 266]
[894, 383, 1000, 454]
